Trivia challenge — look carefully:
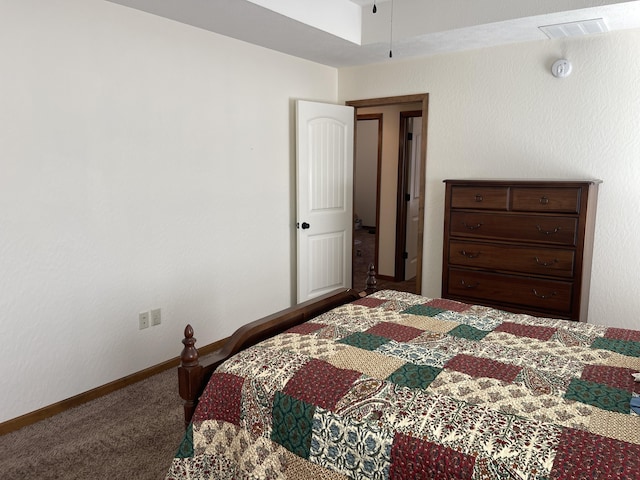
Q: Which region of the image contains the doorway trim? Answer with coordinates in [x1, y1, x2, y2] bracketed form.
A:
[346, 94, 429, 294]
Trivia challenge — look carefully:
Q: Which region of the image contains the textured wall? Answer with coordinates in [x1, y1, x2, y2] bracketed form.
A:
[339, 28, 640, 330]
[0, 0, 337, 423]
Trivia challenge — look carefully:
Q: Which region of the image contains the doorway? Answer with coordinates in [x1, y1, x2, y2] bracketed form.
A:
[396, 111, 422, 282]
[347, 94, 429, 294]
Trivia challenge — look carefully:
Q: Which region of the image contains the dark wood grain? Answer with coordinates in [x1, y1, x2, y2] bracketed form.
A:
[442, 179, 600, 322]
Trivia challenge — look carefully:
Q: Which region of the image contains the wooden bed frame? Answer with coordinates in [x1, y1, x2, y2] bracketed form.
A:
[178, 266, 378, 427]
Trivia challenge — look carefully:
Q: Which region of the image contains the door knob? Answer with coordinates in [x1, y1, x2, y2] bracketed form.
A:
[301, 222, 310, 229]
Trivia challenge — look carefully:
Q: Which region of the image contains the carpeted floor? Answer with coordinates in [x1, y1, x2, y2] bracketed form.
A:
[0, 367, 184, 480]
[0, 241, 412, 480]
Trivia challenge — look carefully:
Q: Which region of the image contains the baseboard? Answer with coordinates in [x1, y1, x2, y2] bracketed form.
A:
[0, 337, 227, 436]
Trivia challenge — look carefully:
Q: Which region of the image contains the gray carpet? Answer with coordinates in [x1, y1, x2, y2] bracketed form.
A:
[0, 367, 184, 480]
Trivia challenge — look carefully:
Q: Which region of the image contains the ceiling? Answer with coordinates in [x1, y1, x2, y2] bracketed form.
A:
[106, 0, 640, 67]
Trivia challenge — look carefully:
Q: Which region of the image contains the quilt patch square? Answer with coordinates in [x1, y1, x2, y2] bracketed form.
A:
[387, 363, 442, 390]
[366, 322, 424, 342]
[550, 428, 640, 480]
[338, 331, 391, 351]
[401, 304, 445, 317]
[271, 391, 315, 459]
[591, 337, 640, 358]
[581, 364, 640, 393]
[564, 378, 631, 414]
[494, 321, 557, 341]
[286, 322, 327, 335]
[435, 311, 502, 331]
[445, 354, 522, 382]
[424, 298, 471, 312]
[588, 409, 640, 445]
[604, 326, 640, 342]
[327, 346, 406, 380]
[310, 408, 393, 478]
[193, 372, 244, 425]
[377, 340, 455, 368]
[283, 359, 361, 410]
[353, 297, 387, 308]
[389, 433, 475, 480]
[447, 323, 490, 341]
[397, 315, 458, 334]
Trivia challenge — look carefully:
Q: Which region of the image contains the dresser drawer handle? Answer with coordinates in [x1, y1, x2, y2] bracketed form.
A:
[474, 194, 483, 202]
[532, 289, 557, 299]
[463, 222, 483, 230]
[534, 256, 558, 267]
[460, 250, 481, 259]
[536, 225, 561, 235]
[539, 196, 549, 205]
[460, 280, 479, 289]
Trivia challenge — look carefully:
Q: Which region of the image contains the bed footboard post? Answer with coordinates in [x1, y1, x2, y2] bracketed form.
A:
[178, 324, 203, 429]
[365, 263, 377, 295]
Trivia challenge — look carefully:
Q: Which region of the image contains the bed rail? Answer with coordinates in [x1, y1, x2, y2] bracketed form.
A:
[179, 287, 363, 428]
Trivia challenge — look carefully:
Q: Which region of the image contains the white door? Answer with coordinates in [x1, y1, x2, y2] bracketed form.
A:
[297, 100, 354, 302]
[405, 117, 421, 280]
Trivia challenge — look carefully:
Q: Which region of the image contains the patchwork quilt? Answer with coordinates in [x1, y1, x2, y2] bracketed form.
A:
[166, 290, 640, 479]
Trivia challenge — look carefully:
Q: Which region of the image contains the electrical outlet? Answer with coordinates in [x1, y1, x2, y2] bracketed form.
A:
[139, 311, 150, 330]
[151, 308, 161, 326]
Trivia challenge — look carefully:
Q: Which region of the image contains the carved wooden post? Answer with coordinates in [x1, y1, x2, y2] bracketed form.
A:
[365, 263, 377, 295]
[178, 324, 203, 429]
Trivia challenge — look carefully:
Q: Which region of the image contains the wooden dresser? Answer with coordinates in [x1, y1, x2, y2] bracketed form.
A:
[442, 179, 600, 322]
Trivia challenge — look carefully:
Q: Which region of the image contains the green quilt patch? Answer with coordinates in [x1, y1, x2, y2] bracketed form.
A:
[175, 423, 194, 458]
[401, 305, 445, 317]
[271, 391, 315, 458]
[591, 337, 640, 357]
[448, 324, 490, 341]
[338, 332, 390, 351]
[387, 363, 443, 390]
[564, 378, 631, 414]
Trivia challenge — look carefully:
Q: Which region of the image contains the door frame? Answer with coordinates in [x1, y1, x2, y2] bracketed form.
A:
[346, 94, 429, 294]
[395, 110, 422, 282]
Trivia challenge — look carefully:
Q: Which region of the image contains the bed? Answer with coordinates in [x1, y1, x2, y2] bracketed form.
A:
[167, 287, 640, 479]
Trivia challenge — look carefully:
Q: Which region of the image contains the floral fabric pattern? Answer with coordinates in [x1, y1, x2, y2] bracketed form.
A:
[167, 290, 640, 480]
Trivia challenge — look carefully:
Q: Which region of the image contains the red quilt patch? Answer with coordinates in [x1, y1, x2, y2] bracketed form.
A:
[366, 322, 424, 342]
[353, 297, 387, 308]
[445, 354, 522, 383]
[581, 364, 640, 394]
[550, 428, 640, 480]
[389, 433, 476, 480]
[286, 322, 326, 335]
[283, 359, 361, 410]
[494, 322, 557, 341]
[192, 372, 244, 425]
[425, 298, 471, 312]
[604, 327, 640, 342]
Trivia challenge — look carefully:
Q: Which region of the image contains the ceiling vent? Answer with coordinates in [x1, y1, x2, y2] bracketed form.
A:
[539, 18, 608, 39]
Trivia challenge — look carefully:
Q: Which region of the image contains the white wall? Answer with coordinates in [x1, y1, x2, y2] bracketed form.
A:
[339, 28, 640, 330]
[355, 119, 378, 228]
[0, 0, 337, 423]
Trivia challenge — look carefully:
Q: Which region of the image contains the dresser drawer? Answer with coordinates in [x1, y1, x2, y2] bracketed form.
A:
[448, 240, 575, 277]
[447, 268, 573, 313]
[449, 212, 578, 246]
[450, 186, 508, 210]
[511, 187, 581, 213]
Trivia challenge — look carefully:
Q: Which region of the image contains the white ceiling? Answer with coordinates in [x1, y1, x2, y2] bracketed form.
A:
[106, 0, 640, 67]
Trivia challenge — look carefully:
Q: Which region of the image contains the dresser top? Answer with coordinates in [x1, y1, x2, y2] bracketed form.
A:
[443, 179, 602, 185]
